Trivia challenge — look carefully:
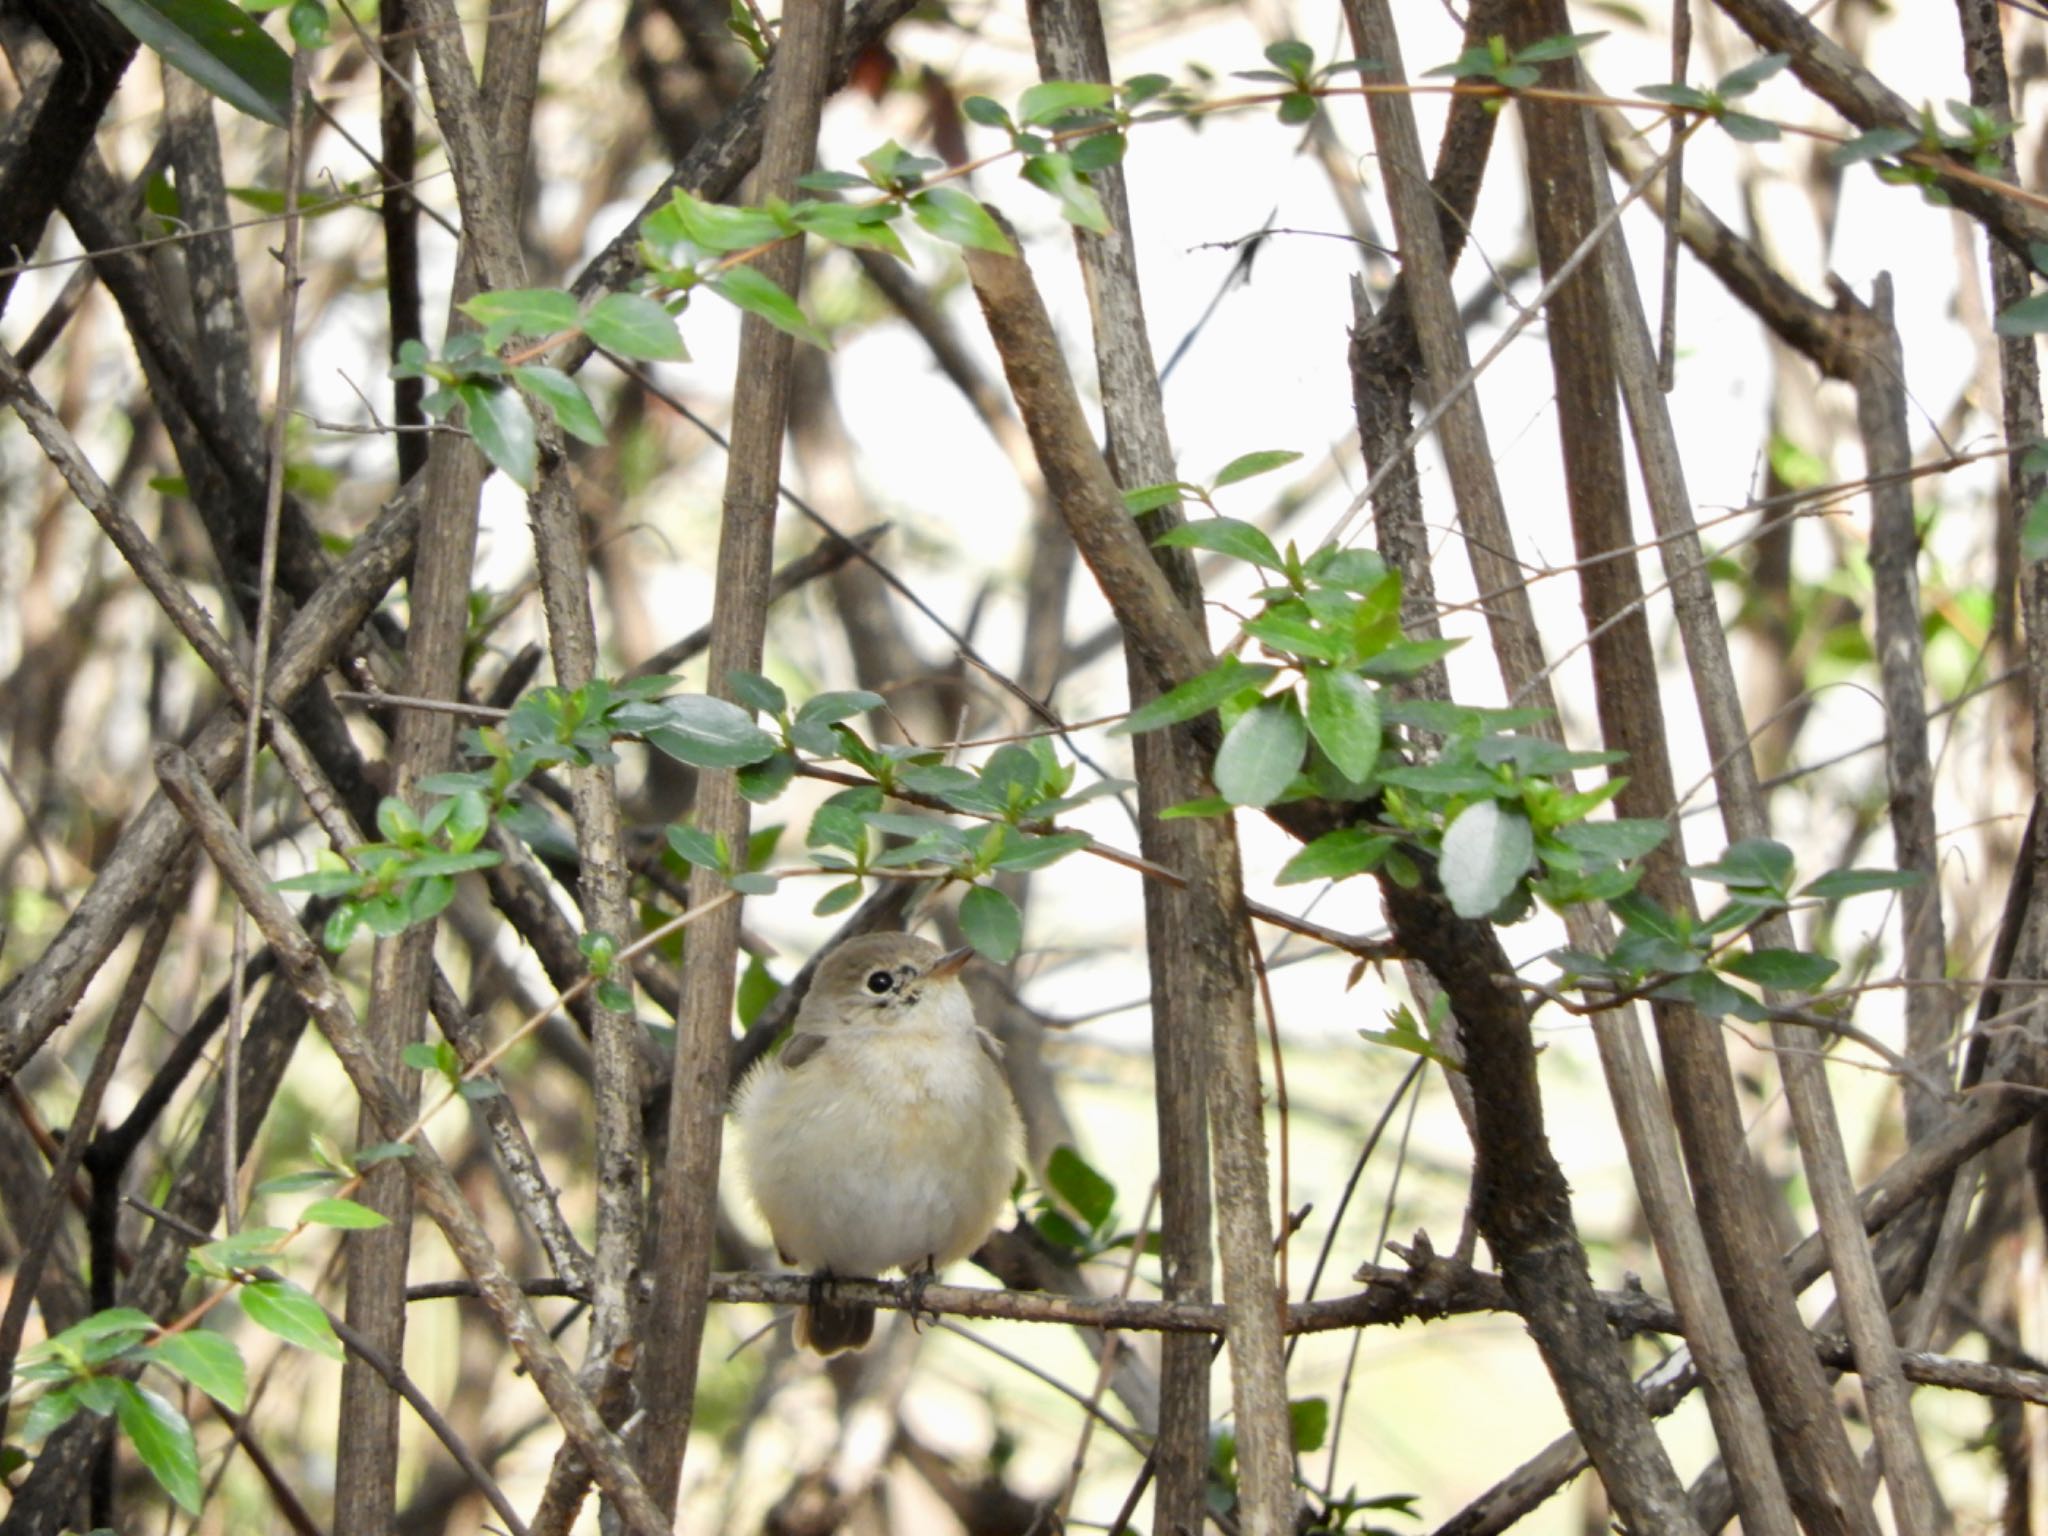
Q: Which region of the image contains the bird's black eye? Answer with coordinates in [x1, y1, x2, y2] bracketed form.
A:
[865, 970, 894, 995]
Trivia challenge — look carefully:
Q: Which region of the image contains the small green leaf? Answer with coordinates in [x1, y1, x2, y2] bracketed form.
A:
[460, 287, 579, 341]
[1438, 800, 1534, 919]
[728, 871, 777, 896]
[908, 187, 1016, 254]
[1123, 481, 1193, 514]
[455, 381, 537, 490]
[513, 365, 606, 446]
[1657, 969, 1769, 1022]
[1516, 30, 1606, 63]
[1721, 948, 1839, 991]
[1069, 130, 1127, 173]
[1263, 39, 1315, 78]
[242, 1279, 344, 1361]
[1304, 666, 1380, 782]
[1798, 867, 1926, 899]
[960, 884, 1022, 963]
[149, 1331, 248, 1414]
[1276, 827, 1393, 886]
[642, 695, 782, 768]
[356, 1142, 415, 1167]
[2000, 290, 2048, 337]
[1017, 80, 1116, 126]
[1045, 1145, 1117, 1231]
[302, 1197, 390, 1230]
[2023, 492, 2048, 563]
[1289, 1396, 1330, 1454]
[98, 0, 292, 126]
[962, 95, 1013, 129]
[790, 200, 910, 261]
[113, 1382, 202, 1515]
[1212, 694, 1308, 808]
[1714, 51, 1789, 99]
[667, 823, 722, 870]
[1686, 838, 1794, 896]
[1832, 125, 1918, 166]
[583, 292, 688, 361]
[1718, 112, 1780, 143]
[287, 0, 329, 48]
[1113, 657, 1275, 736]
[794, 689, 885, 728]
[813, 879, 863, 916]
[1021, 152, 1110, 234]
[710, 266, 832, 349]
[1212, 448, 1302, 488]
[1153, 515, 1284, 570]
[727, 669, 789, 717]
[1637, 82, 1712, 109]
[1553, 819, 1668, 862]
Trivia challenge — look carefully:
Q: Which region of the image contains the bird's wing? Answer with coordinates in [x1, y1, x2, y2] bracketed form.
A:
[973, 1026, 1005, 1065]
[781, 1031, 830, 1071]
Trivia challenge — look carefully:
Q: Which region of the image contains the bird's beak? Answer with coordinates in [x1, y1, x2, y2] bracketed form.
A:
[927, 945, 974, 980]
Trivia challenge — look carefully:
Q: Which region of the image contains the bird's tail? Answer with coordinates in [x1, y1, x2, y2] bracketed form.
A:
[798, 1297, 875, 1355]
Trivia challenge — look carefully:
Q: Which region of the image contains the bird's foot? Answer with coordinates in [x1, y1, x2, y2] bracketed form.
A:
[902, 1257, 938, 1333]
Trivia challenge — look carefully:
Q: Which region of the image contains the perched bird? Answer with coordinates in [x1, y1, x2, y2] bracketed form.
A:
[733, 932, 1025, 1353]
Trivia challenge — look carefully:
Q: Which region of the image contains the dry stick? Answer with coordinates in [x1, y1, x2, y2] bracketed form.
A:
[1339, 5, 1779, 1531]
[1021, 2, 1223, 1523]
[1584, 83, 1938, 1533]
[228, 51, 309, 1245]
[960, 233, 1294, 1536]
[638, 0, 839, 1510]
[0, 884, 179, 1408]
[1, 348, 591, 1296]
[1713, 0, 2048, 266]
[1517, 29, 1880, 1534]
[151, 746, 671, 1536]
[1919, 0, 2048, 1360]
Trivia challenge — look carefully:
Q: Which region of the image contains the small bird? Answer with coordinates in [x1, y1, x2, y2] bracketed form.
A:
[733, 931, 1025, 1353]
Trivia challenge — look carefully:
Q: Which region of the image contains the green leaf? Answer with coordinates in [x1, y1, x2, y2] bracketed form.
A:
[813, 879, 863, 916]
[1212, 694, 1308, 807]
[1276, 827, 1393, 885]
[1263, 39, 1315, 78]
[1516, 30, 1606, 63]
[1020, 152, 1109, 234]
[1289, 1396, 1330, 1454]
[583, 292, 688, 361]
[1718, 111, 1780, 143]
[727, 670, 789, 717]
[148, 1331, 248, 1414]
[1159, 795, 1231, 819]
[1243, 611, 1344, 664]
[710, 266, 831, 349]
[1553, 818, 1668, 862]
[1153, 515, 1284, 570]
[1304, 666, 1380, 782]
[460, 287, 579, 342]
[113, 1382, 203, 1515]
[356, 1142, 415, 1167]
[643, 695, 782, 768]
[1656, 969, 1769, 1022]
[794, 689, 886, 728]
[1438, 800, 1534, 919]
[1720, 948, 1838, 991]
[455, 381, 537, 490]
[728, 871, 777, 896]
[513, 365, 606, 446]
[1123, 481, 1192, 514]
[301, 1197, 390, 1230]
[1212, 448, 1302, 488]
[1017, 80, 1116, 126]
[962, 95, 1013, 129]
[1045, 1145, 1117, 1230]
[1069, 130, 1127, 173]
[1113, 657, 1276, 736]
[242, 1279, 344, 1361]
[790, 200, 910, 261]
[907, 186, 1016, 255]
[98, 0, 292, 127]
[20, 1383, 83, 1445]
[1832, 125, 1918, 166]
[988, 830, 1092, 872]
[960, 884, 1022, 963]
[659, 188, 788, 252]
[1637, 82, 1712, 109]
[287, 0, 329, 49]
[2023, 492, 2048, 563]
[1686, 838, 1794, 896]
[1996, 292, 2048, 336]
[738, 751, 798, 802]
[400, 850, 501, 878]
[1714, 51, 1789, 99]
[1798, 867, 1925, 899]
[666, 823, 722, 870]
